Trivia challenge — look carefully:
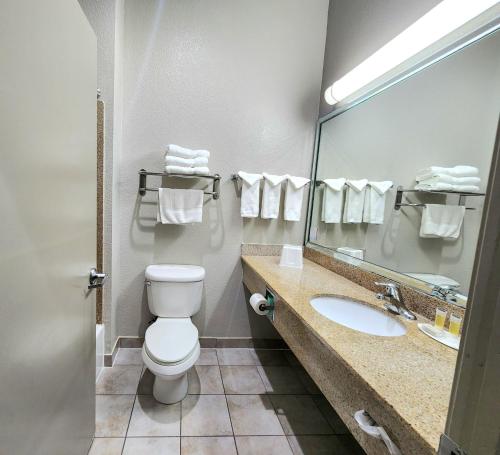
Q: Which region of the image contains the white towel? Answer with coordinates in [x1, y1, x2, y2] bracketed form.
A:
[362, 181, 393, 224]
[343, 179, 368, 223]
[416, 174, 480, 185]
[416, 165, 478, 181]
[165, 155, 209, 167]
[165, 165, 211, 175]
[166, 144, 210, 159]
[284, 176, 310, 221]
[261, 173, 286, 219]
[321, 178, 345, 223]
[156, 188, 203, 224]
[238, 171, 262, 218]
[419, 204, 465, 239]
[414, 182, 480, 192]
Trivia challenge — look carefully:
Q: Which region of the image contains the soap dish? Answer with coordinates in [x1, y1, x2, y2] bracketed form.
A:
[418, 323, 460, 350]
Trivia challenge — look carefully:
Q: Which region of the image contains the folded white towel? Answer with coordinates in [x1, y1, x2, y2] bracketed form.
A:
[165, 155, 209, 167]
[343, 179, 368, 223]
[238, 171, 262, 218]
[416, 165, 478, 181]
[166, 144, 211, 159]
[362, 181, 392, 224]
[165, 165, 210, 175]
[284, 175, 310, 222]
[321, 178, 345, 223]
[419, 204, 465, 239]
[156, 188, 203, 224]
[261, 173, 286, 219]
[416, 174, 480, 185]
[414, 182, 480, 192]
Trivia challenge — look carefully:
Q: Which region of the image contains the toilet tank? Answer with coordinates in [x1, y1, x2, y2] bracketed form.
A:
[145, 264, 205, 317]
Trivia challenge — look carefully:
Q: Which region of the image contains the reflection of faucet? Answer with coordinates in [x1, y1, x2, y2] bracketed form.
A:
[431, 286, 457, 303]
[375, 282, 417, 320]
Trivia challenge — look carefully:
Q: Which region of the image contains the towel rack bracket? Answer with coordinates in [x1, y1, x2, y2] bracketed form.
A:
[394, 185, 484, 210]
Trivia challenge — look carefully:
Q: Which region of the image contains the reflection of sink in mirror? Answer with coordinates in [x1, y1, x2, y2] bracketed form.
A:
[310, 296, 407, 337]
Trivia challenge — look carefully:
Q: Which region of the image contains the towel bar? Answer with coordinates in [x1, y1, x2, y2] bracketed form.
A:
[231, 174, 310, 184]
[394, 186, 484, 210]
[138, 169, 221, 200]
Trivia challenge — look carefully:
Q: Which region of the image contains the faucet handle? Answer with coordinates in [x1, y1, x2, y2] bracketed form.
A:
[375, 282, 398, 289]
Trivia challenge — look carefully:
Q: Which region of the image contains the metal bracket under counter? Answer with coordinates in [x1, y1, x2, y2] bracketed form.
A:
[138, 169, 221, 200]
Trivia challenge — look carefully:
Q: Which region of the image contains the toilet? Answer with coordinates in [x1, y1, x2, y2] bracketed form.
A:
[142, 264, 204, 404]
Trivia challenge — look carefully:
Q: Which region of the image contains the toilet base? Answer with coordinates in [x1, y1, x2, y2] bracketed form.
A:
[153, 372, 188, 404]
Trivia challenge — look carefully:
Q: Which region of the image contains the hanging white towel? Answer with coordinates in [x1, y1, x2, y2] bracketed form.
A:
[343, 179, 368, 223]
[165, 165, 211, 175]
[284, 176, 310, 222]
[156, 188, 203, 224]
[238, 171, 263, 218]
[261, 173, 287, 219]
[165, 155, 209, 167]
[363, 181, 393, 224]
[321, 178, 346, 223]
[419, 204, 465, 239]
[416, 165, 478, 181]
[166, 144, 211, 159]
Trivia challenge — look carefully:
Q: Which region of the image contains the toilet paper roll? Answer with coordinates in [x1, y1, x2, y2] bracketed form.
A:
[249, 293, 269, 315]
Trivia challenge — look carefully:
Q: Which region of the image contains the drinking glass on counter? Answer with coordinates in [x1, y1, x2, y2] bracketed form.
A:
[434, 308, 447, 330]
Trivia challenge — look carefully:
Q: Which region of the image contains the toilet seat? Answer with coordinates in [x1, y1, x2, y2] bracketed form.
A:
[145, 318, 199, 365]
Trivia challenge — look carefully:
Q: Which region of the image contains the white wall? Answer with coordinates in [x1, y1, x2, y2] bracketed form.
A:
[319, 0, 441, 116]
[112, 0, 328, 345]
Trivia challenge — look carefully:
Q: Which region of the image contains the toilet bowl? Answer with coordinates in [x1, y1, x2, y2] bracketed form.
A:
[143, 264, 204, 404]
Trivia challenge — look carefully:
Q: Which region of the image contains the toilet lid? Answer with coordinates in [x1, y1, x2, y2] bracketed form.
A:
[145, 319, 199, 365]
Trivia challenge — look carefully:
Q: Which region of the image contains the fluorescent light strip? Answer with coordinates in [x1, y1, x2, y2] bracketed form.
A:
[324, 0, 499, 105]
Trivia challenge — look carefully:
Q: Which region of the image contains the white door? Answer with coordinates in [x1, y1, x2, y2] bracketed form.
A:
[0, 1, 97, 453]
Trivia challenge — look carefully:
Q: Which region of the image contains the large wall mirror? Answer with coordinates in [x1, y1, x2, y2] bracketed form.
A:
[307, 29, 500, 308]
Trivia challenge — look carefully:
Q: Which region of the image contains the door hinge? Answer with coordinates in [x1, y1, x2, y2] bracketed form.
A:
[439, 434, 467, 455]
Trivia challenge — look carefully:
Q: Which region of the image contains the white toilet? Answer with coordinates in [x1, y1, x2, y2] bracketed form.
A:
[142, 264, 204, 404]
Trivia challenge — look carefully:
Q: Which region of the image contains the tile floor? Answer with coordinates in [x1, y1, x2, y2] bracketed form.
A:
[90, 347, 365, 454]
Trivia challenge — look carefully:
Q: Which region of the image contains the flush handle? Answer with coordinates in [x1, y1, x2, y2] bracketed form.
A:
[88, 268, 107, 289]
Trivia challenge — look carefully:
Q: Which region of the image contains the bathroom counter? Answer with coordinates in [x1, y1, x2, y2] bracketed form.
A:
[242, 255, 457, 454]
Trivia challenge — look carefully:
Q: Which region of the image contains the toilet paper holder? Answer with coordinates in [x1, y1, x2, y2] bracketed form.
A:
[264, 289, 275, 321]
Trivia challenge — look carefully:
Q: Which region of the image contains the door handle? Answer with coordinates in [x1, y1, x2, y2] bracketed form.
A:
[88, 268, 107, 289]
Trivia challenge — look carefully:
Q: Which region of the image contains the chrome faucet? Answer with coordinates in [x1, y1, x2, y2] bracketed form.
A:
[375, 282, 416, 320]
[431, 285, 458, 304]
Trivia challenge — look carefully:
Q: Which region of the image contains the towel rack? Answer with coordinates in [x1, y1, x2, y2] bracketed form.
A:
[394, 186, 484, 211]
[315, 180, 394, 188]
[138, 169, 221, 200]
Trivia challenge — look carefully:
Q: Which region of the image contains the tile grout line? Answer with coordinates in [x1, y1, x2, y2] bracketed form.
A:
[121, 390, 137, 454]
[218, 361, 239, 455]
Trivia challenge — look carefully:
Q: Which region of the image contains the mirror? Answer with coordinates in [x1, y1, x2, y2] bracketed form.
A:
[307, 30, 500, 307]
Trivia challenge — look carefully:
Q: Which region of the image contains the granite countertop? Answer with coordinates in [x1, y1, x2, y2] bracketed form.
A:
[242, 255, 458, 451]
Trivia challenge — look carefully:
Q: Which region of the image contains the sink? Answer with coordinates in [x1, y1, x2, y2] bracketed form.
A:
[310, 296, 407, 337]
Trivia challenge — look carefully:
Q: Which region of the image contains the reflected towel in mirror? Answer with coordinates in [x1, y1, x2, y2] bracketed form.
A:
[321, 178, 345, 223]
[363, 181, 393, 224]
[343, 179, 368, 223]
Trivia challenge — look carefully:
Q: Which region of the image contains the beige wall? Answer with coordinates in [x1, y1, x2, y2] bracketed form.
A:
[319, 0, 441, 116]
[311, 31, 500, 295]
[110, 0, 328, 347]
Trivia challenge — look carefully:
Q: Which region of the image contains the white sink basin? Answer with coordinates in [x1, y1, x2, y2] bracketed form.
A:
[310, 296, 407, 337]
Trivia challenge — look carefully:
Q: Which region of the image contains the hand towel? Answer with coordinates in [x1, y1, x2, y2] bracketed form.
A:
[261, 173, 287, 219]
[165, 155, 209, 167]
[156, 188, 203, 224]
[419, 204, 465, 239]
[343, 179, 368, 223]
[414, 182, 480, 192]
[165, 165, 211, 175]
[238, 171, 263, 218]
[362, 181, 393, 224]
[166, 144, 211, 159]
[321, 178, 346, 223]
[284, 175, 310, 221]
[416, 165, 478, 181]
